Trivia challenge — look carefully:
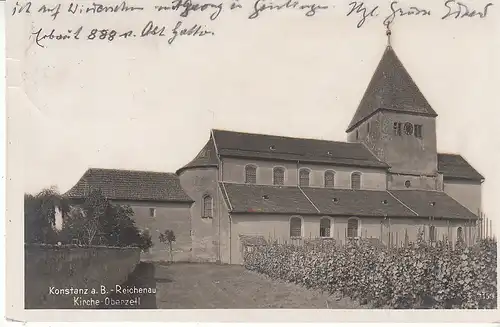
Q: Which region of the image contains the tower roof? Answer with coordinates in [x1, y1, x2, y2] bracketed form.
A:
[176, 136, 219, 174]
[346, 45, 437, 132]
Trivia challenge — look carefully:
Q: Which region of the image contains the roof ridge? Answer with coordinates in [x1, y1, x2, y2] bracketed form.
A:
[87, 167, 176, 175]
[437, 152, 464, 156]
[214, 129, 354, 144]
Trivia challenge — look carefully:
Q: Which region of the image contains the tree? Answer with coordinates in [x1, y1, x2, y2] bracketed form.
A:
[60, 189, 108, 245]
[60, 188, 153, 251]
[24, 186, 69, 244]
[159, 229, 176, 262]
[138, 230, 153, 252]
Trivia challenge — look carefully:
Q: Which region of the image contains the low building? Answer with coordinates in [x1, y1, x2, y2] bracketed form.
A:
[65, 169, 193, 262]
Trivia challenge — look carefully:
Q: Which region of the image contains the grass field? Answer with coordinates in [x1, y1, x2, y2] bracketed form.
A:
[116, 262, 367, 309]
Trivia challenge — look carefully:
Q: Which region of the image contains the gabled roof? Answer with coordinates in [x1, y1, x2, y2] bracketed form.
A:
[388, 190, 476, 219]
[301, 188, 414, 217]
[220, 183, 477, 220]
[438, 153, 484, 182]
[211, 129, 388, 169]
[64, 168, 193, 202]
[220, 183, 318, 214]
[176, 136, 218, 174]
[347, 46, 437, 132]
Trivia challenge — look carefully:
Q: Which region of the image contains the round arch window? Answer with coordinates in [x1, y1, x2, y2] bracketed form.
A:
[405, 180, 411, 188]
[404, 122, 414, 135]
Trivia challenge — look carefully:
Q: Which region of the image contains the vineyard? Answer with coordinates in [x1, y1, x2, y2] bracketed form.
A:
[243, 234, 497, 309]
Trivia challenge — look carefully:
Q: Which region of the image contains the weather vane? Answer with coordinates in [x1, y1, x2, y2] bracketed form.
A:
[385, 22, 392, 47]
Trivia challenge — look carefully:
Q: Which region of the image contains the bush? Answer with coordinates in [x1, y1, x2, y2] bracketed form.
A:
[244, 238, 497, 309]
[137, 230, 153, 251]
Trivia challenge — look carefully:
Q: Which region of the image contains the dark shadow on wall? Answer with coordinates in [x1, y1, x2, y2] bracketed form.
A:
[98, 262, 158, 309]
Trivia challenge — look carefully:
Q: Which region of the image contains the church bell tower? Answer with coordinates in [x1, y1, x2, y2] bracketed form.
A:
[346, 27, 440, 190]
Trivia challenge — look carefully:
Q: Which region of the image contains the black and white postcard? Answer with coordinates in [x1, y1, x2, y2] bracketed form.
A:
[4, 0, 500, 322]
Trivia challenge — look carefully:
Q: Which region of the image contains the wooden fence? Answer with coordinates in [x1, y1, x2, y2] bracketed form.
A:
[243, 213, 496, 250]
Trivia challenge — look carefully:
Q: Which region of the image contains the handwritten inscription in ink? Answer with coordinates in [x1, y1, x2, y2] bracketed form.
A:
[383, 1, 431, 26]
[31, 22, 214, 48]
[154, 0, 224, 21]
[347, 2, 379, 28]
[442, 0, 493, 19]
[248, 0, 329, 19]
[11, 0, 496, 49]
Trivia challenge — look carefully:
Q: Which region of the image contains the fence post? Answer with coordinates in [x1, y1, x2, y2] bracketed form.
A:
[490, 220, 494, 237]
[380, 221, 383, 243]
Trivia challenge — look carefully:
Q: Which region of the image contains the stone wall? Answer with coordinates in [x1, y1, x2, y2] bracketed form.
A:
[112, 200, 192, 262]
[443, 179, 482, 215]
[25, 244, 141, 309]
[178, 167, 219, 262]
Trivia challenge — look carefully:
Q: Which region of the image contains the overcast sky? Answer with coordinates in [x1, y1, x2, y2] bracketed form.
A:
[7, 0, 499, 225]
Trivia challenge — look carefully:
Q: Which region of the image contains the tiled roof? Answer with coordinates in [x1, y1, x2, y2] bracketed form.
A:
[177, 137, 218, 174]
[438, 153, 484, 181]
[388, 190, 476, 219]
[301, 188, 414, 217]
[347, 46, 437, 132]
[64, 168, 193, 202]
[220, 183, 318, 214]
[221, 183, 477, 220]
[212, 129, 388, 169]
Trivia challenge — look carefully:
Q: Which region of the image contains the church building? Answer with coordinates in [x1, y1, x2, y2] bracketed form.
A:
[65, 40, 485, 264]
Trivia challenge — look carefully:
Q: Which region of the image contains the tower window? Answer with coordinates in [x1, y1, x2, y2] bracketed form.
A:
[149, 208, 156, 217]
[405, 180, 411, 188]
[404, 122, 414, 135]
[273, 167, 285, 186]
[393, 122, 402, 136]
[320, 218, 331, 237]
[290, 217, 302, 238]
[202, 195, 213, 218]
[367, 122, 370, 133]
[245, 165, 257, 184]
[324, 170, 335, 188]
[351, 172, 361, 190]
[299, 169, 310, 187]
[415, 124, 423, 138]
[347, 218, 359, 238]
[355, 130, 359, 140]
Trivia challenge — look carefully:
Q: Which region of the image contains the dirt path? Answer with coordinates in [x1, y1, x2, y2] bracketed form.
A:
[113, 262, 366, 309]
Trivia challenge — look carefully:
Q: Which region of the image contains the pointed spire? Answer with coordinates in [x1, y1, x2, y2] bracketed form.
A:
[346, 38, 437, 133]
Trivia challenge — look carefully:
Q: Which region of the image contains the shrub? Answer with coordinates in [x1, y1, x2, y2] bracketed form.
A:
[244, 238, 497, 309]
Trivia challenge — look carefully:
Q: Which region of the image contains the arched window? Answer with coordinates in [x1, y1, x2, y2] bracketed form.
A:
[202, 195, 213, 218]
[351, 172, 361, 190]
[320, 218, 331, 238]
[347, 218, 359, 238]
[273, 167, 285, 186]
[324, 170, 335, 188]
[457, 227, 463, 242]
[290, 217, 302, 238]
[299, 169, 310, 187]
[429, 225, 436, 242]
[245, 165, 257, 184]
